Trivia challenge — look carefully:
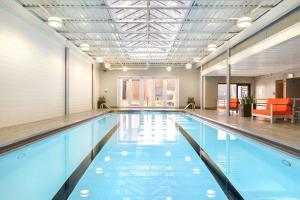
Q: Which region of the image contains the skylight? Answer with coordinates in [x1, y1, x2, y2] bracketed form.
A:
[107, 0, 193, 60]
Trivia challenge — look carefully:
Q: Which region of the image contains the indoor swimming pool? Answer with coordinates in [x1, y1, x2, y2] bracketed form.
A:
[0, 111, 299, 200]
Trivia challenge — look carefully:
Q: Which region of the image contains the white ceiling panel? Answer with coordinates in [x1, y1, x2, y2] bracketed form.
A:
[207, 35, 300, 77]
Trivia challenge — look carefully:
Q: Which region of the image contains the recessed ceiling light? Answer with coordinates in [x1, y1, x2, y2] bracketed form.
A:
[237, 17, 252, 28]
[185, 63, 192, 69]
[80, 43, 89, 51]
[166, 67, 172, 72]
[48, 16, 62, 28]
[96, 57, 103, 63]
[123, 67, 128, 72]
[208, 44, 217, 52]
[104, 63, 111, 69]
[193, 57, 201, 63]
[216, 65, 226, 70]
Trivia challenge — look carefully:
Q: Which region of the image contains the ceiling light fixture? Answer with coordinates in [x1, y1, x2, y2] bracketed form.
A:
[237, 17, 252, 28]
[123, 66, 128, 72]
[47, 16, 63, 28]
[96, 57, 103, 63]
[166, 67, 172, 72]
[80, 43, 89, 51]
[104, 63, 111, 69]
[193, 57, 201, 63]
[208, 44, 217, 52]
[185, 63, 192, 69]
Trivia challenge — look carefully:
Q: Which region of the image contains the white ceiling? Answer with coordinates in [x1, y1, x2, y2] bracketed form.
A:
[16, 0, 282, 67]
[206, 35, 300, 77]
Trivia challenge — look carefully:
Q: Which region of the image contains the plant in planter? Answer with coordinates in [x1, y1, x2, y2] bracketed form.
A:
[239, 95, 254, 117]
[97, 96, 106, 109]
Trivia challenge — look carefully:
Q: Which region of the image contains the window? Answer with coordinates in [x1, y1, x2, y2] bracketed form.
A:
[218, 83, 251, 100]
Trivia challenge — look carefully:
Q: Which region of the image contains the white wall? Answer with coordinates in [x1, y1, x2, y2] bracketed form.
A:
[255, 70, 300, 99]
[69, 47, 93, 114]
[0, 2, 95, 128]
[99, 67, 200, 107]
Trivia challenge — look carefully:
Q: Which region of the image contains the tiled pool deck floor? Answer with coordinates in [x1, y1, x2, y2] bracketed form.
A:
[0, 108, 300, 154]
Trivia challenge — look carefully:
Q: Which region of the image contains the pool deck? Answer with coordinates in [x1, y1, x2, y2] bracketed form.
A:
[0, 108, 300, 155]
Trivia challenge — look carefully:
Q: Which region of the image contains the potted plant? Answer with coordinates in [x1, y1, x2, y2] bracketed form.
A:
[239, 95, 254, 117]
[97, 96, 106, 109]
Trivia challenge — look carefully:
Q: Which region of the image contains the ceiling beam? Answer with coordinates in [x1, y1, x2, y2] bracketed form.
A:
[88, 45, 206, 48]
[61, 18, 237, 24]
[60, 30, 238, 34]
[70, 38, 227, 42]
[24, 4, 274, 10]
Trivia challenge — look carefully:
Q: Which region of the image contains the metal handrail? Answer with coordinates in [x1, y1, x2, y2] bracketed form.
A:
[184, 102, 195, 110]
[100, 103, 112, 109]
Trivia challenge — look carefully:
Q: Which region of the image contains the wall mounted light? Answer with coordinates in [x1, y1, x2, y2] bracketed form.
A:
[237, 17, 252, 28]
[80, 43, 90, 51]
[48, 16, 63, 28]
[166, 67, 172, 72]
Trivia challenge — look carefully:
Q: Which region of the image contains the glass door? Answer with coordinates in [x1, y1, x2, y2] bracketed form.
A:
[144, 79, 154, 106]
[154, 79, 163, 107]
[131, 79, 140, 106]
[120, 79, 130, 107]
[118, 77, 179, 107]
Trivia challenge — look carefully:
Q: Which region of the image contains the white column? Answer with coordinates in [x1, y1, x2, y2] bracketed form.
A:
[200, 65, 203, 110]
[226, 48, 231, 116]
[64, 46, 70, 115]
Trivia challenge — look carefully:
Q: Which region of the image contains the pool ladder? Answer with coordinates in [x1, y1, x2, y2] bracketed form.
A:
[184, 103, 195, 110]
[99, 103, 112, 110]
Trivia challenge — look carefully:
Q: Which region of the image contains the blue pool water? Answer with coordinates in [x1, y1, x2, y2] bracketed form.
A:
[0, 111, 300, 200]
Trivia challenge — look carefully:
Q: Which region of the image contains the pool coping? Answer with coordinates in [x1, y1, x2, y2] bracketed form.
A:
[0, 109, 299, 158]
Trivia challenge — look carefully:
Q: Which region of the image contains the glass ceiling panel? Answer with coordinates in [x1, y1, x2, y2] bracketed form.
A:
[107, 0, 193, 60]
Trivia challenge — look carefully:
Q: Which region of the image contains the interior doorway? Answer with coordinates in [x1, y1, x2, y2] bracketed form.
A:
[275, 80, 284, 98]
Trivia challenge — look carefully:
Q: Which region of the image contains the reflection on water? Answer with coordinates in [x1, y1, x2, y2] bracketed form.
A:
[68, 112, 227, 200]
[118, 113, 178, 145]
[176, 114, 300, 200]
